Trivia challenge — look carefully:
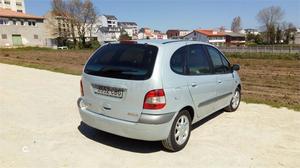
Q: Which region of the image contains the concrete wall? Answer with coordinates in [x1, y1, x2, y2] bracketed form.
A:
[0, 19, 46, 47]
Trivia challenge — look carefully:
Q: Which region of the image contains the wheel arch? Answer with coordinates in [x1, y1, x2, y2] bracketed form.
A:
[237, 84, 241, 91]
[180, 106, 195, 123]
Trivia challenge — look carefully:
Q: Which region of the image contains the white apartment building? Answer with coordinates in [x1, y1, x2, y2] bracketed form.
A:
[97, 15, 118, 28]
[0, 0, 25, 13]
[93, 14, 121, 43]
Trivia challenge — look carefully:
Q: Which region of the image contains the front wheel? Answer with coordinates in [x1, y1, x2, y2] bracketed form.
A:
[224, 88, 241, 112]
[162, 110, 191, 152]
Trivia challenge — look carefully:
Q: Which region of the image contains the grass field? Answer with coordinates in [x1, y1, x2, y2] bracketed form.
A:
[0, 48, 299, 111]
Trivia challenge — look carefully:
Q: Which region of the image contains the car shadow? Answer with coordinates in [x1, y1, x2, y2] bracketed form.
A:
[192, 110, 224, 130]
[78, 122, 162, 153]
[78, 110, 225, 153]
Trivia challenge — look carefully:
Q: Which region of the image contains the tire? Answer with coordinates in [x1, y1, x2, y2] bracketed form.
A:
[224, 87, 241, 112]
[162, 110, 191, 152]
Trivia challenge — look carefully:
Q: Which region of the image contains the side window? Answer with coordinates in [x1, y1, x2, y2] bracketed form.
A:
[187, 45, 211, 75]
[207, 46, 226, 73]
[220, 55, 231, 73]
[170, 46, 188, 74]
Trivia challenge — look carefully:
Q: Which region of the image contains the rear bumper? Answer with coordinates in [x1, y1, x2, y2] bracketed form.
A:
[77, 98, 175, 141]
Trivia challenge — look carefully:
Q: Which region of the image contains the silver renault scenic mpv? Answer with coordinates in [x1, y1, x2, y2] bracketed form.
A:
[78, 40, 241, 151]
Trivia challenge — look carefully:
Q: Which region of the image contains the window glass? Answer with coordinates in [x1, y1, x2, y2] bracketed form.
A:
[207, 46, 225, 73]
[187, 45, 211, 75]
[84, 44, 158, 80]
[220, 54, 231, 73]
[170, 46, 187, 74]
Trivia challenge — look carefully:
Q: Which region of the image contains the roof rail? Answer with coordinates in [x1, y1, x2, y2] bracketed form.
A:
[162, 40, 186, 44]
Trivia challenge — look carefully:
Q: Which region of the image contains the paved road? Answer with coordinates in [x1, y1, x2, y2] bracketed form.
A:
[0, 63, 299, 168]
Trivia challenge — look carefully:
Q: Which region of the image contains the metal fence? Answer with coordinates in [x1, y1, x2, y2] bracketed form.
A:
[219, 46, 300, 54]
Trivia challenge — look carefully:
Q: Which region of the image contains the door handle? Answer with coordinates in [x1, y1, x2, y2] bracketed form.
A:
[191, 83, 197, 87]
[218, 80, 222, 84]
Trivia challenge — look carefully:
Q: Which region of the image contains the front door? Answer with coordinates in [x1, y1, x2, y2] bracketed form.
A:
[206, 45, 235, 110]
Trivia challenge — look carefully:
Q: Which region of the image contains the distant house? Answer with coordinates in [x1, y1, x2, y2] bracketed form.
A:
[118, 22, 138, 39]
[293, 32, 300, 44]
[138, 28, 167, 40]
[166, 29, 191, 39]
[184, 29, 226, 46]
[224, 32, 246, 46]
[96, 27, 121, 43]
[0, 8, 45, 47]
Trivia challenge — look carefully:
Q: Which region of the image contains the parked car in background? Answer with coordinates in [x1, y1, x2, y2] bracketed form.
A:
[77, 40, 241, 151]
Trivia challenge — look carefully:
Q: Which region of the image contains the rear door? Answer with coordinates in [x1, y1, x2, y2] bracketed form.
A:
[82, 43, 159, 122]
[206, 46, 235, 110]
[186, 44, 217, 119]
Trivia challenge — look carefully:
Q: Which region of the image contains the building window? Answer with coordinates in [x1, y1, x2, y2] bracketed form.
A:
[20, 21, 24, 25]
[34, 35, 38, 39]
[17, 10, 23, 13]
[2, 34, 7, 39]
[16, 2, 22, 6]
[28, 21, 36, 26]
[4, 1, 10, 5]
[0, 19, 8, 25]
[13, 20, 17, 25]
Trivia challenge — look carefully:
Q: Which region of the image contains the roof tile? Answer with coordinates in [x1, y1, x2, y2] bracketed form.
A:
[0, 8, 44, 20]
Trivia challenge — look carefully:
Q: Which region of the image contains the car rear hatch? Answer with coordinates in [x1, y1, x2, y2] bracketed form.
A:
[82, 42, 159, 122]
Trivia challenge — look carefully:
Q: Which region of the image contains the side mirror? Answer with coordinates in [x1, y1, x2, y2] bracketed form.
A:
[231, 64, 240, 71]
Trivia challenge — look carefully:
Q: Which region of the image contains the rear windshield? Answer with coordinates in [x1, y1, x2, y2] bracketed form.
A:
[84, 44, 158, 80]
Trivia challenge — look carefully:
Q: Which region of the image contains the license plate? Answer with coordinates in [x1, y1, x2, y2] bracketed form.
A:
[92, 84, 124, 98]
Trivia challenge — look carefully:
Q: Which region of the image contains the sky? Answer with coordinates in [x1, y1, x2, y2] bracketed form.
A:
[26, 0, 300, 31]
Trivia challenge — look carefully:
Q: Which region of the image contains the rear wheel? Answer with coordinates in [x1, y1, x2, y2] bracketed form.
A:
[162, 110, 191, 152]
[225, 88, 241, 112]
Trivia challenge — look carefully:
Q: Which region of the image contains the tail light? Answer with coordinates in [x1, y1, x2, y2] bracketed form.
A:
[143, 89, 166, 110]
[80, 79, 84, 96]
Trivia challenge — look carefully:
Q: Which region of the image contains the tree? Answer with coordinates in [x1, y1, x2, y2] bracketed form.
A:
[275, 25, 282, 44]
[119, 33, 132, 41]
[256, 6, 284, 44]
[51, 0, 97, 48]
[231, 16, 242, 33]
[246, 33, 263, 44]
[51, 0, 77, 46]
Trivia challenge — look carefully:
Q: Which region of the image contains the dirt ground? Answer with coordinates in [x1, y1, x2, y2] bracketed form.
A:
[0, 49, 299, 110]
[0, 64, 300, 168]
